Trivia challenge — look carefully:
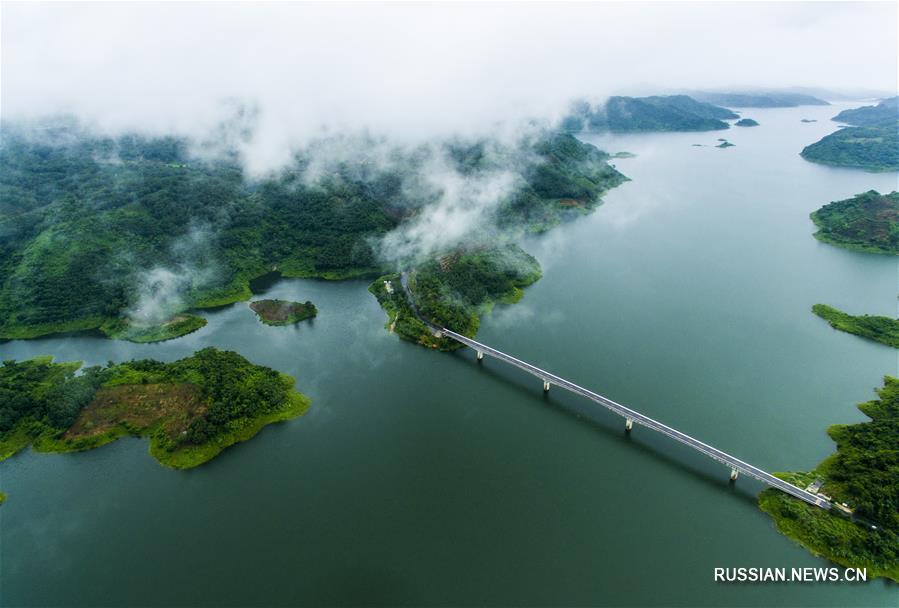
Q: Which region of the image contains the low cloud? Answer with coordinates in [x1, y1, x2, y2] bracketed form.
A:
[126, 225, 219, 324]
[3, 3, 895, 175]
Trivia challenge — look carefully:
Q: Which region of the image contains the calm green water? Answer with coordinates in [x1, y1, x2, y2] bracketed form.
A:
[1, 104, 897, 606]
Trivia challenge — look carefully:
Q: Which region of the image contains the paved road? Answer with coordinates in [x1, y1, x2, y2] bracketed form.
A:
[400, 272, 831, 510]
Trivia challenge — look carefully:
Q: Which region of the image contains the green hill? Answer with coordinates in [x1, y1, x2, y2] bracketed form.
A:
[832, 97, 898, 127]
[562, 95, 737, 133]
[801, 126, 899, 172]
[0, 123, 625, 340]
[810, 190, 899, 254]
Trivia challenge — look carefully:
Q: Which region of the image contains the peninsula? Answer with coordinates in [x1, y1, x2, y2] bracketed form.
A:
[759, 377, 899, 581]
[812, 305, 899, 348]
[800, 98, 899, 171]
[371, 245, 541, 349]
[99, 314, 207, 342]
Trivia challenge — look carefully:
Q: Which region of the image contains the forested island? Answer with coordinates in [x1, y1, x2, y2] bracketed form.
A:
[735, 118, 759, 127]
[561, 95, 737, 133]
[759, 377, 899, 581]
[250, 299, 317, 326]
[810, 190, 899, 254]
[0, 122, 622, 343]
[0, 348, 310, 468]
[812, 304, 899, 348]
[800, 98, 899, 171]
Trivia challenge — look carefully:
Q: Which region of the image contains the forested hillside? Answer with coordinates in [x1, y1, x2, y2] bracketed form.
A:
[801, 99, 899, 171]
[0, 123, 624, 340]
[832, 97, 898, 127]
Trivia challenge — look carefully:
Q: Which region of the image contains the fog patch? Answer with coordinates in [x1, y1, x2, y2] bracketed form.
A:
[126, 225, 220, 324]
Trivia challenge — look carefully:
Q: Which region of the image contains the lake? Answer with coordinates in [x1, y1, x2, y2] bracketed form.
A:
[1, 103, 897, 606]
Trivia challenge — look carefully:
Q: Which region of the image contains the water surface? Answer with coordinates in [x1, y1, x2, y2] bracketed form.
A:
[1, 103, 897, 606]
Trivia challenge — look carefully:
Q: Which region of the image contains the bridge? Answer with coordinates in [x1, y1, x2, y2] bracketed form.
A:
[400, 273, 831, 510]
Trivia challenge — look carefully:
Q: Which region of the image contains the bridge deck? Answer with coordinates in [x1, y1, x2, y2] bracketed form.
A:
[438, 327, 830, 510]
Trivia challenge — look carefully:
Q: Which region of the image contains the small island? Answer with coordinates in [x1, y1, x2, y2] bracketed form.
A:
[810, 190, 899, 255]
[800, 119, 817, 123]
[812, 304, 899, 348]
[716, 140, 735, 148]
[734, 118, 759, 127]
[250, 299, 317, 326]
[759, 377, 899, 581]
[0, 348, 311, 469]
[99, 313, 207, 343]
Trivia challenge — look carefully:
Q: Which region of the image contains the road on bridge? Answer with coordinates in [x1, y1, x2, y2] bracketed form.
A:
[399, 271, 831, 511]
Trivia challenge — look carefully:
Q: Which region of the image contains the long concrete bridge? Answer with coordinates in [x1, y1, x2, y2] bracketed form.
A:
[399, 273, 831, 510]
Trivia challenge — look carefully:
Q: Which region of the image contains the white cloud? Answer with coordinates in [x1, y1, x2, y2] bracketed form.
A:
[2, 2, 895, 175]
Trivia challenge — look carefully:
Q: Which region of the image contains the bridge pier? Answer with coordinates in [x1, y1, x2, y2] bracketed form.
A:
[543, 380, 550, 392]
[625, 418, 633, 432]
[730, 468, 739, 481]
[476, 350, 484, 361]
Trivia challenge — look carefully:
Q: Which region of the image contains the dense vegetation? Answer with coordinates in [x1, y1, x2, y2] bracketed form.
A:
[810, 190, 899, 254]
[735, 118, 759, 127]
[801, 100, 898, 172]
[812, 304, 899, 348]
[370, 273, 457, 350]
[832, 97, 898, 127]
[0, 348, 310, 468]
[759, 377, 899, 581]
[800, 125, 899, 172]
[100, 314, 207, 342]
[250, 299, 317, 325]
[0, 121, 622, 341]
[693, 92, 829, 107]
[370, 245, 541, 349]
[561, 95, 737, 133]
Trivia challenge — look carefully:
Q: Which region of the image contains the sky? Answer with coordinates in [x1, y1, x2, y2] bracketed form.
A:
[2, 1, 897, 171]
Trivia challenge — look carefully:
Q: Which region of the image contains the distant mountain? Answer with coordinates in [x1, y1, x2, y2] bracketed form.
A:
[832, 97, 898, 127]
[562, 95, 737, 133]
[693, 92, 829, 108]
